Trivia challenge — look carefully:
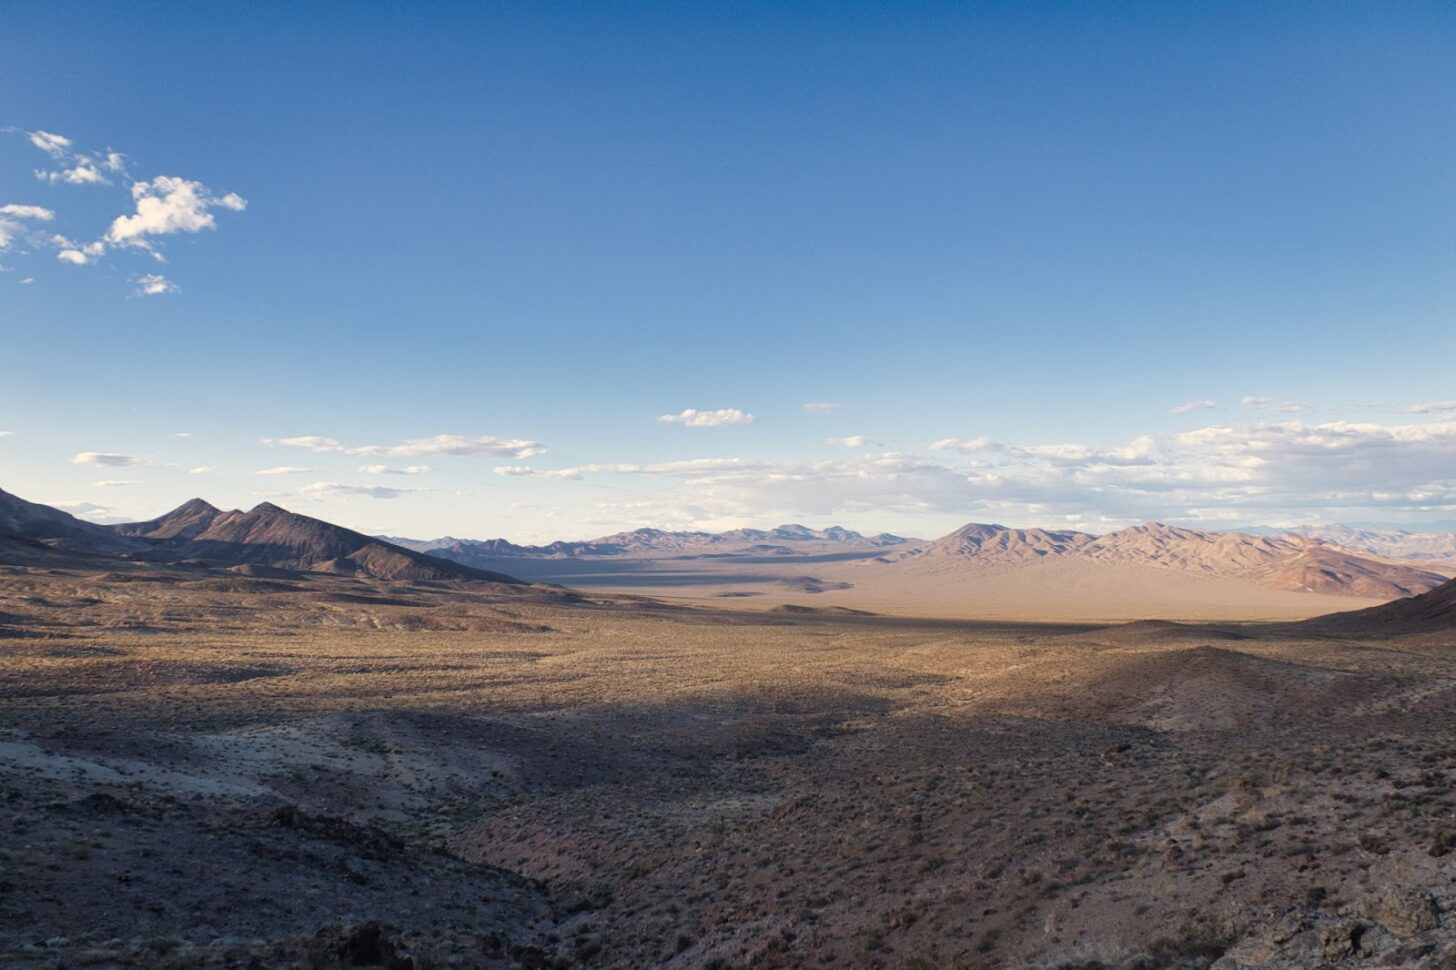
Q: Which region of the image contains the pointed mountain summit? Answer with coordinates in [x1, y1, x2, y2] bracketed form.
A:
[114, 501, 522, 583]
[878, 523, 1094, 569]
[114, 497, 222, 541]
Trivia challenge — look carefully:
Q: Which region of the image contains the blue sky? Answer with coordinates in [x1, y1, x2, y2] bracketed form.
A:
[2, 1, 1454, 540]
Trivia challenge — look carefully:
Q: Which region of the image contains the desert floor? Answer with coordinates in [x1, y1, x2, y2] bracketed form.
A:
[1, 563, 1454, 968]
[452, 553, 1400, 623]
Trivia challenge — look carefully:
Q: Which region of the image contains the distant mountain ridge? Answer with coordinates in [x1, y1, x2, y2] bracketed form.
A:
[872, 521, 1447, 599]
[388, 524, 914, 564]
[387, 518, 1447, 601]
[1280, 524, 1456, 564]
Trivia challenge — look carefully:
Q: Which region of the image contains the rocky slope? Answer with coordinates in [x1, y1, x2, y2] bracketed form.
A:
[1302, 576, 1456, 635]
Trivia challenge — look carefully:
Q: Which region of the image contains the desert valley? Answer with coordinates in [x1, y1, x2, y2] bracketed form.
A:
[6, 4, 1455, 967]
[3, 486, 1456, 968]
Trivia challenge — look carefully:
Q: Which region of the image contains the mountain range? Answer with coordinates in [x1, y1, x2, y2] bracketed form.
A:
[386, 523, 912, 568]
[870, 521, 1447, 599]
[4, 483, 1452, 607]
[0, 488, 520, 584]
[1280, 524, 1456, 564]
[388, 517, 1450, 601]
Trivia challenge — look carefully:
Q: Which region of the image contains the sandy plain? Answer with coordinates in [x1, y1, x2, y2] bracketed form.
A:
[1, 561, 1454, 968]
[452, 552, 1398, 623]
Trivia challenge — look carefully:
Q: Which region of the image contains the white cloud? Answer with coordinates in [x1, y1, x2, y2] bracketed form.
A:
[255, 466, 314, 476]
[170, 432, 193, 438]
[50, 500, 127, 524]
[134, 273, 178, 296]
[0, 204, 54, 221]
[107, 176, 246, 245]
[930, 437, 992, 453]
[18, 277, 33, 285]
[271, 433, 545, 460]
[658, 408, 755, 427]
[28, 130, 71, 156]
[0, 203, 58, 254]
[1241, 395, 1307, 414]
[1409, 401, 1456, 415]
[493, 466, 584, 480]
[37, 160, 110, 186]
[70, 451, 140, 467]
[295, 481, 423, 500]
[826, 435, 869, 448]
[1170, 399, 1219, 414]
[803, 401, 846, 415]
[0, 430, 12, 438]
[188, 466, 219, 475]
[57, 241, 105, 265]
[503, 416, 1456, 530]
[359, 464, 430, 475]
[6, 132, 240, 291]
[92, 479, 140, 487]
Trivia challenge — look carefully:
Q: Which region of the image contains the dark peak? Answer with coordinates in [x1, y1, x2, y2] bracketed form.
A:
[249, 502, 287, 515]
[174, 497, 220, 514]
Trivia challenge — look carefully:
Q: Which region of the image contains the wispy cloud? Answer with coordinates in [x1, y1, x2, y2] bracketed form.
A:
[92, 479, 140, 487]
[803, 401, 846, 415]
[501, 415, 1456, 530]
[0, 203, 57, 254]
[657, 408, 754, 427]
[1241, 395, 1307, 414]
[270, 433, 545, 460]
[1409, 401, 1456, 415]
[359, 464, 430, 475]
[929, 437, 991, 453]
[826, 435, 870, 448]
[494, 465, 584, 480]
[70, 451, 141, 467]
[295, 482, 424, 500]
[254, 466, 315, 476]
[50, 500, 127, 524]
[188, 466, 219, 475]
[28, 130, 72, 156]
[0, 204, 54, 221]
[133, 273, 178, 296]
[1170, 399, 1220, 414]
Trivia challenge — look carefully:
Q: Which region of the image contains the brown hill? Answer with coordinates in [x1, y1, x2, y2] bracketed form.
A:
[876, 523, 1093, 571]
[1301, 576, 1456, 635]
[120, 501, 522, 583]
[1084, 523, 1444, 598]
[0, 486, 135, 555]
[114, 497, 223, 540]
[870, 521, 1446, 599]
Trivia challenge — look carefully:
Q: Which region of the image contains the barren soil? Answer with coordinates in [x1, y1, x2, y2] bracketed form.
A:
[1, 561, 1454, 968]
